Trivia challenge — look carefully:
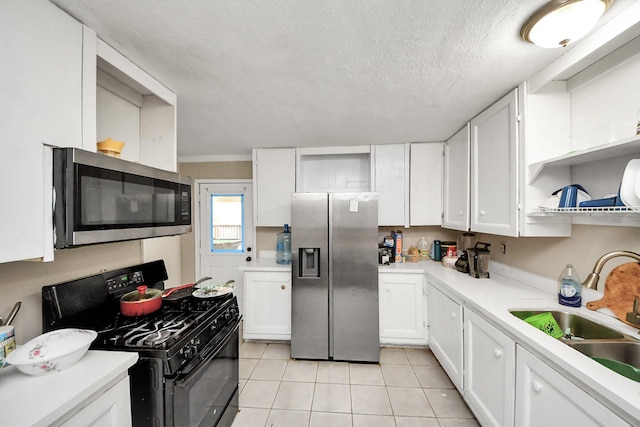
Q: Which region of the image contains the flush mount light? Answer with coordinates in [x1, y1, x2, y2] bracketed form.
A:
[521, 0, 613, 48]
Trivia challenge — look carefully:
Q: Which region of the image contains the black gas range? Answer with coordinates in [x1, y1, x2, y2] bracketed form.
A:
[42, 260, 241, 427]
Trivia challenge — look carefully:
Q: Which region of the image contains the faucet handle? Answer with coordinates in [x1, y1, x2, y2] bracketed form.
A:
[626, 297, 640, 325]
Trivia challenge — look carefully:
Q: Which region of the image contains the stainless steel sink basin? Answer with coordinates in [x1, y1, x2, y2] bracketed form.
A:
[568, 341, 640, 367]
[510, 309, 640, 381]
[510, 310, 625, 340]
[568, 342, 640, 382]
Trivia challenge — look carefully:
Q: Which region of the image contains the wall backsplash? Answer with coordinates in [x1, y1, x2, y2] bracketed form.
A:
[0, 241, 142, 344]
[477, 224, 640, 288]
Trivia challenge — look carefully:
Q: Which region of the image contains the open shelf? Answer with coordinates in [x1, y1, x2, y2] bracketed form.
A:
[528, 135, 640, 184]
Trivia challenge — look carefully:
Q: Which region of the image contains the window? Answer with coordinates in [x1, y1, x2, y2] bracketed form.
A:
[209, 194, 244, 253]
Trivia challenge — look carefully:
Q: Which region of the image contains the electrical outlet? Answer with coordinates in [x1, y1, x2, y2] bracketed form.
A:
[500, 242, 507, 254]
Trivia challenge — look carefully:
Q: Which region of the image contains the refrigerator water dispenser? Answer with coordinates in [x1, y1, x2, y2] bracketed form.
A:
[299, 248, 320, 277]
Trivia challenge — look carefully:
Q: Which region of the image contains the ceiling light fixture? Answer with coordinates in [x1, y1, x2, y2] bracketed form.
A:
[521, 0, 613, 48]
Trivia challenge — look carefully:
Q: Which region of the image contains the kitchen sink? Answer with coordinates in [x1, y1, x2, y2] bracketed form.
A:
[568, 342, 640, 382]
[510, 309, 640, 382]
[510, 310, 625, 340]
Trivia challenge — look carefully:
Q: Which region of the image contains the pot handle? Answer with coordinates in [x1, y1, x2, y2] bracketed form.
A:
[163, 282, 196, 297]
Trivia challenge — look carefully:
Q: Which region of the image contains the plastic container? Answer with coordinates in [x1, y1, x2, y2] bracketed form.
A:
[276, 224, 291, 265]
[430, 240, 441, 261]
[417, 237, 429, 258]
[558, 263, 582, 307]
[524, 312, 564, 338]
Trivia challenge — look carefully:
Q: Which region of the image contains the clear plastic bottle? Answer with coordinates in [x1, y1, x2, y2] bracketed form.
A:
[417, 237, 430, 258]
[276, 224, 291, 265]
[558, 263, 582, 307]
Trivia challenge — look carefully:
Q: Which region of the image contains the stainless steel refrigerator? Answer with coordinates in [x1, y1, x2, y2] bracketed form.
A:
[291, 192, 379, 363]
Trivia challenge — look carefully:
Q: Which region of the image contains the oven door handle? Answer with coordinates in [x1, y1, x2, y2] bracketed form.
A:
[175, 320, 240, 385]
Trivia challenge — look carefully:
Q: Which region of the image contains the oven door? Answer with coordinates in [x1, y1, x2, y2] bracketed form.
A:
[165, 321, 240, 427]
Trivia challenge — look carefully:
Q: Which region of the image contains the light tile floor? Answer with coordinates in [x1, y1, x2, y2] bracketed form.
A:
[232, 342, 480, 427]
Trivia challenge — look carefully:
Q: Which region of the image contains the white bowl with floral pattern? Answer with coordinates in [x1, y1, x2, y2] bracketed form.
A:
[6, 328, 97, 376]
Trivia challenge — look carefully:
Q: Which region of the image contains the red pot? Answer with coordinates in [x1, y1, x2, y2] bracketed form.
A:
[120, 283, 196, 317]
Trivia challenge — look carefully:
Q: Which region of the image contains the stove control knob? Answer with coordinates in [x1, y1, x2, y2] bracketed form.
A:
[183, 343, 198, 360]
[183, 346, 193, 360]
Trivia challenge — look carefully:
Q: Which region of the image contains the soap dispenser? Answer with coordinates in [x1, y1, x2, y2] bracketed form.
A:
[558, 263, 582, 307]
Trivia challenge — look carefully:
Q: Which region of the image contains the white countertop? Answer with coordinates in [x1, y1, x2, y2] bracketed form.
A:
[0, 350, 138, 427]
[386, 259, 640, 424]
[241, 257, 291, 271]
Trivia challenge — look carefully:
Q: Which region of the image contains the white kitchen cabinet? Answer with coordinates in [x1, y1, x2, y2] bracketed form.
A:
[84, 36, 178, 171]
[243, 271, 291, 340]
[410, 142, 443, 226]
[443, 125, 470, 231]
[516, 346, 628, 427]
[296, 146, 372, 193]
[379, 272, 427, 345]
[0, 0, 83, 264]
[253, 148, 296, 227]
[56, 375, 132, 427]
[373, 144, 410, 226]
[470, 89, 519, 237]
[427, 280, 463, 390]
[464, 308, 516, 427]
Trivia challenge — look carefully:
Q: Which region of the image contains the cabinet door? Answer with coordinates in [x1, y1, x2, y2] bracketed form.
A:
[427, 282, 463, 390]
[56, 375, 132, 427]
[516, 346, 628, 427]
[470, 89, 519, 237]
[373, 144, 409, 226]
[0, 1, 82, 263]
[243, 271, 291, 340]
[379, 273, 426, 345]
[410, 142, 443, 226]
[443, 125, 470, 231]
[464, 309, 515, 427]
[253, 148, 296, 226]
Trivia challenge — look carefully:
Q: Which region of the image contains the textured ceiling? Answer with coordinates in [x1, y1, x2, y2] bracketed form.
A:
[50, 0, 633, 160]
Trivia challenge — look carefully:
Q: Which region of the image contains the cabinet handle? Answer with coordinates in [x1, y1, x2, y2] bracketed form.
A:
[386, 287, 392, 292]
[493, 348, 502, 358]
[450, 312, 457, 319]
[532, 381, 542, 393]
[480, 210, 486, 216]
[459, 210, 463, 216]
[281, 284, 286, 290]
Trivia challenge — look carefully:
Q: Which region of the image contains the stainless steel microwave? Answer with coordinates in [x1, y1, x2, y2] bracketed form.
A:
[53, 148, 192, 249]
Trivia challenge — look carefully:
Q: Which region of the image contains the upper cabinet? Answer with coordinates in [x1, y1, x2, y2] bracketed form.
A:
[443, 125, 470, 231]
[373, 144, 409, 227]
[83, 35, 178, 171]
[470, 89, 519, 237]
[410, 142, 443, 226]
[253, 148, 296, 227]
[0, 0, 83, 263]
[296, 146, 372, 193]
[520, 2, 640, 229]
[0, 1, 178, 265]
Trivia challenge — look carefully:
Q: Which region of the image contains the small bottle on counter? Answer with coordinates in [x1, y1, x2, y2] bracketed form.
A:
[558, 263, 582, 307]
[417, 237, 429, 258]
[276, 224, 291, 265]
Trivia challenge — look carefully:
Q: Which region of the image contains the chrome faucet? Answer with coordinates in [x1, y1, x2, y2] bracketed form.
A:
[582, 250, 640, 290]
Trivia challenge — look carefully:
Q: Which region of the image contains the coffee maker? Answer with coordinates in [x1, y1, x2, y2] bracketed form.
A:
[467, 242, 491, 279]
[454, 233, 476, 274]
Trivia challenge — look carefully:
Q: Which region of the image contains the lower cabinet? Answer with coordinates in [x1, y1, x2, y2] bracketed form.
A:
[516, 346, 628, 427]
[56, 376, 132, 427]
[243, 271, 291, 340]
[427, 281, 464, 391]
[379, 272, 427, 345]
[464, 308, 516, 427]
